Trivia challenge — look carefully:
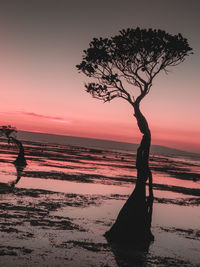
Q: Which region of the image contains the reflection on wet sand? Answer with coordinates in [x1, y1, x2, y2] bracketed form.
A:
[106, 196, 154, 266]
[9, 164, 26, 188]
[0, 139, 199, 266]
[109, 242, 149, 267]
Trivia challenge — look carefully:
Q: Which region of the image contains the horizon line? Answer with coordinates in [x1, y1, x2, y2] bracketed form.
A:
[17, 129, 200, 156]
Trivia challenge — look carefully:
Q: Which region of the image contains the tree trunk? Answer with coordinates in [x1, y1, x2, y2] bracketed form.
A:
[9, 137, 27, 166]
[105, 103, 154, 248]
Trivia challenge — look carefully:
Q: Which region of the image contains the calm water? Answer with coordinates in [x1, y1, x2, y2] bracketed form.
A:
[0, 140, 200, 265]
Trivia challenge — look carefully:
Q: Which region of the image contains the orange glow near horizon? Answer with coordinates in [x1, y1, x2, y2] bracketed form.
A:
[0, 3, 199, 154]
[1, 109, 200, 153]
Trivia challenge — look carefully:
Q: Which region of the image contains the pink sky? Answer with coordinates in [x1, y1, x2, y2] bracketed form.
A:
[0, 1, 199, 153]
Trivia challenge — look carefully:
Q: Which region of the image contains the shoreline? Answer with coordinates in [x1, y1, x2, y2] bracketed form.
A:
[0, 140, 199, 266]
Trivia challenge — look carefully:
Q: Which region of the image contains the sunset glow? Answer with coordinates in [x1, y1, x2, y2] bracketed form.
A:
[0, 1, 199, 153]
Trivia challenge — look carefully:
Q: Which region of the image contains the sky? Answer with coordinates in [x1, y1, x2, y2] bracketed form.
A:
[0, 0, 199, 153]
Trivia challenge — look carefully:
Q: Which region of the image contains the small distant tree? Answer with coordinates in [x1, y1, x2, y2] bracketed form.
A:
[0, 125, 27, 166]
[0, 125, 17, 139]
[76, 28, 192, 246]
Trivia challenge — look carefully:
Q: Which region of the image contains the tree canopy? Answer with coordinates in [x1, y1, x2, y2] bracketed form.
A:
[0, 125, 17, 139]
[76, 27, 193, 106]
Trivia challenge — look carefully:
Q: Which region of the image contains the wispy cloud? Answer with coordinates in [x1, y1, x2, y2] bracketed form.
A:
[21, 112, 70, 123]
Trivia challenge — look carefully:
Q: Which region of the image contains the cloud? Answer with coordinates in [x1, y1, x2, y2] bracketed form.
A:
[21, 112, 70, 123]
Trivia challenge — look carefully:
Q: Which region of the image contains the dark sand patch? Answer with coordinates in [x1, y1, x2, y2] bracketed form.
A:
[152, 183, 200, 196]
[0, 245, 33, 256]
[56, 240, 110, 252]
[146, 255, 193, 267]
[155, 196, 200, 206]
[160, 227, 200, 241]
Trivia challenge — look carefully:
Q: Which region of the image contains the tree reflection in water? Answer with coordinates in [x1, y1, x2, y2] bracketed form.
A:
[9, 164, 26, 188]
[106, 197, 154, 266]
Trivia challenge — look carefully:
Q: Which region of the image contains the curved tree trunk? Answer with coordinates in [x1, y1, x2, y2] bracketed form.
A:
[105, 103, 154, 248]
[9, 137, 27, 166]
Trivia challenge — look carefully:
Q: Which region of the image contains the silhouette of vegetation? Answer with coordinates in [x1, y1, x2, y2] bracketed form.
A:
[0, 125, 27, 167]
[77, 27, 192, 247]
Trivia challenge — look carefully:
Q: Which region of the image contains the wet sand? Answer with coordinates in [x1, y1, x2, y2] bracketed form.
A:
[0, 140, 199, 266]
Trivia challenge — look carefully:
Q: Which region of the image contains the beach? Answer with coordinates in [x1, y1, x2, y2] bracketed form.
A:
[0, 139, 199, 266]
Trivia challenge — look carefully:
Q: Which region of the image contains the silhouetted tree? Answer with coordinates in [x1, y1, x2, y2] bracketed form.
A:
[0, 125, 27, 166]
[76, 28, 192, 246]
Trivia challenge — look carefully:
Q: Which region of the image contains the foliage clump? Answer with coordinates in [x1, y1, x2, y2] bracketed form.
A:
[77, 28, 192, 105]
